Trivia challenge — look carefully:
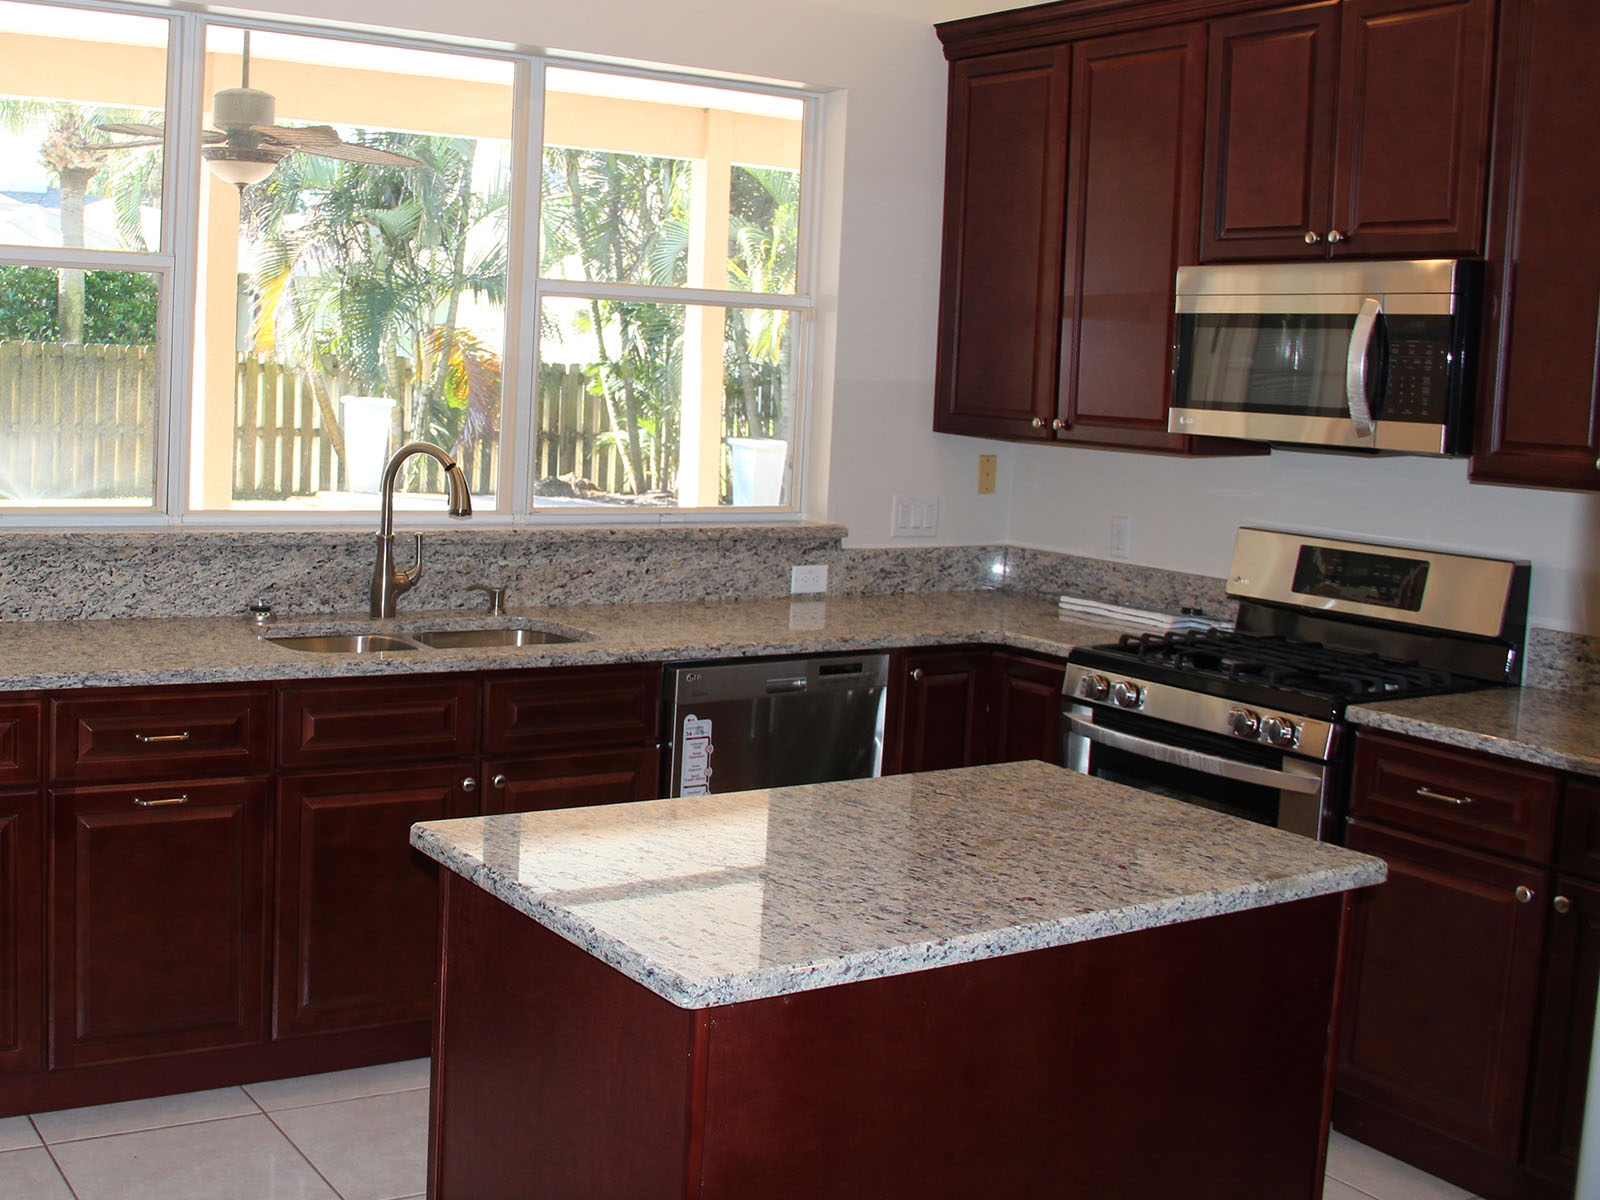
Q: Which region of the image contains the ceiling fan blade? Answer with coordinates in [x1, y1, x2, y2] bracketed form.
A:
[295, 141, 426, 168]
[200, 129, 227, 143]
[97, 121, 166, 138]
[88, 139, 163, 150]
[253, 124, 340, 147]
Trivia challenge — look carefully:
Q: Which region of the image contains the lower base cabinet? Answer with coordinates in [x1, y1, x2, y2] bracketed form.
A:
[274, 764, 476, 1038]
[49, 779, 269, 1069]
[0, 789, 41, 1075]
[891, 648, 1065, 774]
[482, 746, 660, 816]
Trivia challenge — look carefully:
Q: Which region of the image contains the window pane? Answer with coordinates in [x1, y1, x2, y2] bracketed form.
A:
[536, 299, 795, 509]
[190, 27, 515, 512]
[0, 266, 160, 506]
[542, 68, 803, 294]
[0, 1, 168, 253]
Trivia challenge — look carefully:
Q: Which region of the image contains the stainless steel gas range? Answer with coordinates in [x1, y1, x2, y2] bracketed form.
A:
[1061, 528, 1530, 842]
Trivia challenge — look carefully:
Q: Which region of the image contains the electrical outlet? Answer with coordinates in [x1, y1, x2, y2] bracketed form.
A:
[977, 454, 997, 495]
[891, 496, 939, 537]
[790, 564, 828, 594]
[1110, 516, 1133, 561]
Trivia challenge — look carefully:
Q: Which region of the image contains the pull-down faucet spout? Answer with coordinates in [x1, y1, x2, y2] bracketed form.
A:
[369, 441, 473, 618]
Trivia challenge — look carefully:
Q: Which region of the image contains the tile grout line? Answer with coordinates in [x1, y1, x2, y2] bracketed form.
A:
[28, 1115, 86, 1200]
[258, 1105, 349, 1200]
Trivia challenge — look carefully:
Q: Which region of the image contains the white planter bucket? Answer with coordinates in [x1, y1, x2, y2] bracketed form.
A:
[727, 437, 788, 507]
[340, 396, 397, 494]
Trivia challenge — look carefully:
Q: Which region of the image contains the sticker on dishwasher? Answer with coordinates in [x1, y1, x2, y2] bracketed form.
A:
[680, 715, 713, 795]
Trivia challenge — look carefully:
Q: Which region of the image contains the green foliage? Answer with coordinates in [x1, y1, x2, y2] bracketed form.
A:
[0, 265, 157, 344]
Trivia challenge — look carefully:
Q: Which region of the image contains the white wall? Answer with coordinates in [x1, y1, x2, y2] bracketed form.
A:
[1005, 442, 1600, 635]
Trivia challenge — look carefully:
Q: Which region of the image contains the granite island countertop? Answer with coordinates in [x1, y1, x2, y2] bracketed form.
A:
[1349, 686, 1600, 776]
[410, 759, 1387, 1009]
[0, 591, 1114, 692]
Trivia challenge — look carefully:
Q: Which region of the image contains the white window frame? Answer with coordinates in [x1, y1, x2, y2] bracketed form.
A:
[0, 0, 821, 529]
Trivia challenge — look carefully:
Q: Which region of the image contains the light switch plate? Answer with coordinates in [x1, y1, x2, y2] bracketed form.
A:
[891, 496, 939, 537]
[790, 564, 828, 594]
[977, 455, 997, 495]
[1110, 516, 1133, 561]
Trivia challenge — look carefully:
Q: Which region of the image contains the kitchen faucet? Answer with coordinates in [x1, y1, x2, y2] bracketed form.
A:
[370, 441, 473, 618]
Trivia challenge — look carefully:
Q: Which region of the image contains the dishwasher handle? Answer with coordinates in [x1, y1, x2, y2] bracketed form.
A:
[765, 676, 808, 694]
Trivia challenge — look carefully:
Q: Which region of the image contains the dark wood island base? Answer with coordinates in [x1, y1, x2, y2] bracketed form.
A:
[427, 873, 1352, 1200]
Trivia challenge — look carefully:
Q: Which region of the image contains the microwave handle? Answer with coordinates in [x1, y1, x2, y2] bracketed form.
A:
[1065, 714, 1323, 794]
[1345, 296, 1382, 437]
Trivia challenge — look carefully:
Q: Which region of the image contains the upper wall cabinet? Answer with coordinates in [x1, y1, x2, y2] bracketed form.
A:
[1202, 0, 1496, 261]
[1471, 0, 1600, 491]
[933, 47, 1072, 441]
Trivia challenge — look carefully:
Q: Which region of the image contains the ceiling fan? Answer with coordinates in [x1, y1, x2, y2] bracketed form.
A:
[97, 31, 424, 189]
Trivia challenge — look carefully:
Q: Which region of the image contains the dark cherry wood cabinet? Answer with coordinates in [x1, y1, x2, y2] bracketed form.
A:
[484, 664, 660, 756]
[0, 704, 41, 790]
[1472, 0, 1600, 491]
[0, 789, 41, 1076]
[482, 747, 660, 816]
[49, 779, 270, 1068]
[1202, 0, 1494, 261]
[932, 46, 1071, 441]
[277, 677, 478, 769]
[51, 687, 271, 783]
[274, 764, 475, 1038]
[988, 652, 1066, 765]
[891, 650, 993, 774]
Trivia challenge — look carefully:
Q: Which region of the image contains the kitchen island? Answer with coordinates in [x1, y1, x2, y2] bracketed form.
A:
[411, 760, 1386, 1199]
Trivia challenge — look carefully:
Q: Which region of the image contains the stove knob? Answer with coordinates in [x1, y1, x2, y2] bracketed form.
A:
[1110, 680, 1143, 709]
[1227, 709, 1261, 739]
[1078, 673, 1110, 701]
[1260, 716, 1298, 748]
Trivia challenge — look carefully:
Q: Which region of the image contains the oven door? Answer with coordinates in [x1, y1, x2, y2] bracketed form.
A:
[1062, 703, 1335, 840]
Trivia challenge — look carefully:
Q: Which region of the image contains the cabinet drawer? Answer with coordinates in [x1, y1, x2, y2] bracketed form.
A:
[0, 702, 41, 788]
[1560, 779, 1600, 880]
[52, 688, 271, 783]
[484, 665, 660, 755]
[278, 677, 479, 769]
[1350, 732, 1560, 862]
[483, 746, 662, 815]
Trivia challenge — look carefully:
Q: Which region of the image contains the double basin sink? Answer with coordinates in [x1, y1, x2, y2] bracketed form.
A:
[265, 625, 582, 655]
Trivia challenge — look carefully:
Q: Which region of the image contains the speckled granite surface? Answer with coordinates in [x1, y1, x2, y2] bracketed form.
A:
[1349, 687, 1600, 776]
[411, 759, 1386, 1009]
[0, 591, 1111, 692]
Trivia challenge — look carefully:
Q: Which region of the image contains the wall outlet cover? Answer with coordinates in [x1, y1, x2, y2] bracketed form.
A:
[790, 564, 828, 594]
[977, 455, 997, 495]
[1110, 515, 1133, 561]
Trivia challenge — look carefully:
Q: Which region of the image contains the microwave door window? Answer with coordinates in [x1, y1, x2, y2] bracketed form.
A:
[1182, 314, 1359, 417]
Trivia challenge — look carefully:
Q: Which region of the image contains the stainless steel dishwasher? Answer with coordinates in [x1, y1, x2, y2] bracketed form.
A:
[664, 653, 890, 797]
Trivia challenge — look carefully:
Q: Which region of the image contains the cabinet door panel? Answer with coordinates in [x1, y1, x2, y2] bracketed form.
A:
[278, 677, 478, 769]
[483, 747, 661, 816]
[933, 46, 1071, 439]
[1473, 0, 1600, 489]
[1202, 1, 1340, 261]
[893, 651, 990, 775]
[1058, 24, 1206, 450]
[1559, 779, 1600, 879]
[1332, 0, 1494, 256]
[274, 765, 473, 1037]
[989, 653, 1065, 766]
[1524, 874, 1599, 1187]
[1337, 820, 1548, 1156]
[52, 689, 271, 783]
[484, 665, 660, 756]
[0, 789, 41, 1074]
[50, 780, 268, 1067]
[0, 704, 41, 789]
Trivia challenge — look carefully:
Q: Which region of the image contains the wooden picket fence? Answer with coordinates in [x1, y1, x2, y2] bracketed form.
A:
[0, 341, 157, 501]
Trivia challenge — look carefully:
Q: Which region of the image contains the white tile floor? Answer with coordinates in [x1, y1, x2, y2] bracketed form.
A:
[0, 1061, 1487, 1200]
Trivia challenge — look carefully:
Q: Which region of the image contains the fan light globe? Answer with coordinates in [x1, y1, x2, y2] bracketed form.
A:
[204, 153, 278, 187]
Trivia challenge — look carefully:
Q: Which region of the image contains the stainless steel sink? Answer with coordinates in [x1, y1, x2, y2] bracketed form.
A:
[266, 634, 421, 654]
[409, 627, 578, 648]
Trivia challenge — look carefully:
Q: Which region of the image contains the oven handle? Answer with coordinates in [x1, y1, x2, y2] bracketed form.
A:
[1345, 296, 1381, 438]
[1066, 715, 1324, 794]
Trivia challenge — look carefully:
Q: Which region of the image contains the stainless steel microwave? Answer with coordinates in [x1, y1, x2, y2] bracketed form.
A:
[1167, 259, 1480, 454]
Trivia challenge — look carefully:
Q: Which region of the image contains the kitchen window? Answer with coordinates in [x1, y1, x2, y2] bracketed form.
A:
[0, 0, 816, 521]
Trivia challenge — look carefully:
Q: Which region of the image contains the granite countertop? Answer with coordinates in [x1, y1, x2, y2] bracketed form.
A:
[410, 759, 1387, 1009]
[1349, 686, 1600, 776]
[0, 591, 1113, 692]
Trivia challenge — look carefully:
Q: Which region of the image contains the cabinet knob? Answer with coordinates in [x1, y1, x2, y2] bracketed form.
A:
[1031, 417, 1044, 429]
[1515, 885, 1535, 904]
[1327, 229, 1345, 243]
[461, 777, 477, 792]
[1304, 231, 1322, 245]
[1051, 418, 1065, 431]
[910, 668, 924, 682]
[492, 774, 508, 789]
[1554, 895, 1572, 915]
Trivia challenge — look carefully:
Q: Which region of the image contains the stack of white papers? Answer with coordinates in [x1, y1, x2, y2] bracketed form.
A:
[1056, 595, 1232, 635]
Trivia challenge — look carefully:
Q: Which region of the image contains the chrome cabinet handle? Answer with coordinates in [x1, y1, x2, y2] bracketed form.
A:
[1030, 417, 1044, 429]
[1415, 786, 1473, 806]
[134, 731, 191, 744]
[1304, 231, 1322, 244]
[461, 777, 477, 792]
[1553, 895, 1572, 914]
[492, 774, 508, 789]
[910, 668, 924, 682]
[1051, 418, 1065, 431]
[1516, 885, 1535, 904]
[134, 794, 189, 807]
[1328, 229, 1345, 243]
